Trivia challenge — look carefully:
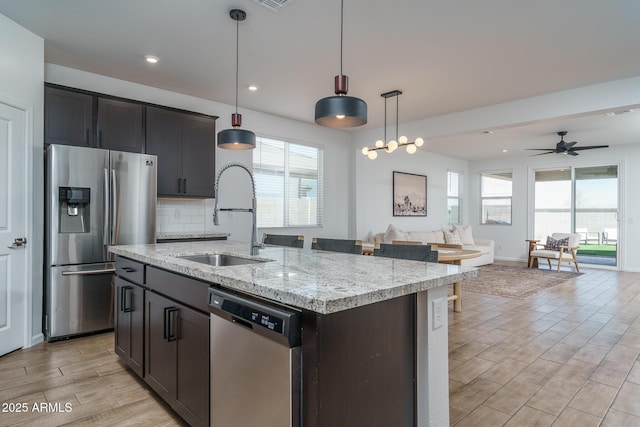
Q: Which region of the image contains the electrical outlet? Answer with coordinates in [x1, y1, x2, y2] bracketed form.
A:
[432, 298, 444, 330]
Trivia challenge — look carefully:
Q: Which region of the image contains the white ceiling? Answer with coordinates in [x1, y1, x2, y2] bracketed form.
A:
[1, 0, 640, 160]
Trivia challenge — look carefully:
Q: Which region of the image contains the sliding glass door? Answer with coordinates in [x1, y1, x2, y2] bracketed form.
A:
[533, 165, 618, 267]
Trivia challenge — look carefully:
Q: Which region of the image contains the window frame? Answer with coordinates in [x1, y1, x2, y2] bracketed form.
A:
[447, 170, 463, 225]
[252, 136, 324, 229]
[480, 170, 513, 225]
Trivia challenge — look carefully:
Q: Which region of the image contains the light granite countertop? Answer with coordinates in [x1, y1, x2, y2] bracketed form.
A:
[109, 240, 479, 314]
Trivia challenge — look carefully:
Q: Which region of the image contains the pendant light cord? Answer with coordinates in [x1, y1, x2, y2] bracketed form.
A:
[340, 0, 344, 76]
[235, 17, 239, 115]
[384, 95, 387, 143]
[395, 92, 399, 141]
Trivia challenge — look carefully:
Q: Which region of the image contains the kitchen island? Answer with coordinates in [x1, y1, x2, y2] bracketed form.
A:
[109, 240, 479, 427]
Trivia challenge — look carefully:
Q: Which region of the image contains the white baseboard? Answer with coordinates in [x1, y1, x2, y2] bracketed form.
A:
[29, 332, 44, 348]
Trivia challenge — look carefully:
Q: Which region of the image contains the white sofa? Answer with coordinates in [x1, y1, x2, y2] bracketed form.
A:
[368, 224, 494, 267]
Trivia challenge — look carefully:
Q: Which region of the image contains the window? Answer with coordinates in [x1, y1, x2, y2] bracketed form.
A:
[253, 136, 323, 227]
[447, 170, 462, 224]
[480, 171, 512, 225]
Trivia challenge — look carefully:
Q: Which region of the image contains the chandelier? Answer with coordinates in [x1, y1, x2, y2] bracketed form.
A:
[361, 90, 423, 160]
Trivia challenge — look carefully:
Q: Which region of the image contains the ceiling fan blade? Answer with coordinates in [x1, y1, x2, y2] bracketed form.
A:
[529, 151, 555, 156]
[569, 145, 609, 151]
[567, 150, 579, 156]
[564, 141, 578, 149]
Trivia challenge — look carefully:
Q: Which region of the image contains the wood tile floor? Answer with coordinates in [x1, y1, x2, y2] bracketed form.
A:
[1, 264, 638, 426]
[0, 332, 185, 426]
[449, 264, 640, 426]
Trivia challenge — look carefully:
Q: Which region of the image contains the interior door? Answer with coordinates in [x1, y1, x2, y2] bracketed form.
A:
[0, 102, 28, 356]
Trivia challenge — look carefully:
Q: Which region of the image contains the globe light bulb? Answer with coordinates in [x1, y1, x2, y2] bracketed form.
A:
[375, 139, 384, 148]
[399, 135, 408, 144]
[406, 144, 417, 154]
[362, 147, 369, 155]
[388, 140, 398, 151]
[367, 150, 378, 160]
[414, 137, 424, 147]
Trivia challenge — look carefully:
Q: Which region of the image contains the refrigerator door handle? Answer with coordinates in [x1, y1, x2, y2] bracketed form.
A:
[103, 168, 109, 247]
[61, 268, 116, 276]
[111, 169, 118, 245]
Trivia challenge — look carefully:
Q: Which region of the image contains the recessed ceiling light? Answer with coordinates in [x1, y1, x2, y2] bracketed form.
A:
[247, 85, 258, 91]
[502, 149, 508, 153]
[483, 130, 493, 134]
[145, 55, 159, 64]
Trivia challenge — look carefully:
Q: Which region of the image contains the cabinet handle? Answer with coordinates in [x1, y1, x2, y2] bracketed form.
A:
[120, 285, 133, 312]
[121, 267, 135, 273]
[86, 129, 91, 145]
[164, 306, 179, 341]
[183, 178, 187, 194]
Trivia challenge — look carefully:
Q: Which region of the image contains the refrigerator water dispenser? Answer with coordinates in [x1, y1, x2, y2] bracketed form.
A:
[58, 187, 90, 233]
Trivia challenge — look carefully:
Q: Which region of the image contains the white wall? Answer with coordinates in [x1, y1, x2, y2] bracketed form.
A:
[352, 124, 469, 240]
[0, 14, 44, 346]
[468, 143, 640, 271]
[45, 64, 353, 248]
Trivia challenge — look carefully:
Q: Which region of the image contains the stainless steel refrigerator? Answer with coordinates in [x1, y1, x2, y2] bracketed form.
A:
[45, 144, 157, 340]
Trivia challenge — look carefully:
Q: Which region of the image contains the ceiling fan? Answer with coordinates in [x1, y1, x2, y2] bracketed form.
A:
[527, 131, 609, 156]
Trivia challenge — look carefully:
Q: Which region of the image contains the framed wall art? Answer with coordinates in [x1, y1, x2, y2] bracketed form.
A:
[393, 171, 427, 216]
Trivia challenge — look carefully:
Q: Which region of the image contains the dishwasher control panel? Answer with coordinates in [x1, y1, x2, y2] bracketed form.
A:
[209, 288, 301, 347]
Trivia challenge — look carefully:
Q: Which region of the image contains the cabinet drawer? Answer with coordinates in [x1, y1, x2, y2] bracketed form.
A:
[146, 266, 209, 313]
[115, 257, 145, 285]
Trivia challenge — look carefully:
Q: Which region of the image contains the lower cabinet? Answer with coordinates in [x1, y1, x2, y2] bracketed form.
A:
[114, 277, 144, 377]
[145, 290, 210, 427]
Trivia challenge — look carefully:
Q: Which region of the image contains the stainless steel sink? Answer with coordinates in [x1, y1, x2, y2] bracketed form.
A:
[178, 254, 267, 267]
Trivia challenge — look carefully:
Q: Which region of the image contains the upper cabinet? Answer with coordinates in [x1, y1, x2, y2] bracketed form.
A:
[45, 84, 217, 197]
[45, 86, 95, 147]
[146, 106, 216, 198]
[45, 84, 144, 152]
[97, 98, 144, 152]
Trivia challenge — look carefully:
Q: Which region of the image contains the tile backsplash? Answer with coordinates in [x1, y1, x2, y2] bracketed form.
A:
[157, 198, 216, 233]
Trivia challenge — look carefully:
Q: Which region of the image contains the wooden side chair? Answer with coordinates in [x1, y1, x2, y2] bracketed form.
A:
[311, 238, 362, 254]
[374, 243, 438, 262]
[528, 233, 581, 272]
[262, 233, 304, 248]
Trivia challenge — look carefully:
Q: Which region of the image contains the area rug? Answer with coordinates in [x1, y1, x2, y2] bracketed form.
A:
[462, 264, 582, 299]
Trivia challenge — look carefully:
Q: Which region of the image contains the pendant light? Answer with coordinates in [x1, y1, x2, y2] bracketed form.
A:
[361, 90, 424, 160]
[218, 9, 256, 150]
[314, 0, 367, 128]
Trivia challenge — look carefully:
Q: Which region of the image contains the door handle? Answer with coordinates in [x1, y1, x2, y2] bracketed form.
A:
[8, 237, 27, 249]
[121, 286, 133, 312]
[61, 268, 115, 276]
[164, 307, 179, 342]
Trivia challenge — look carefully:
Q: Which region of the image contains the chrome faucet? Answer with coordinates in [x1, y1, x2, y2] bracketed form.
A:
[213, 162, 263, 256]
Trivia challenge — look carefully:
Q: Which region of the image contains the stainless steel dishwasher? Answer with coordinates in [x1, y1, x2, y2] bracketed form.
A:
[208, 288, 301, 427]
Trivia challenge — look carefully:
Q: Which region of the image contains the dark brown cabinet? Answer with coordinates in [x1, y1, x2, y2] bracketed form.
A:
[45, 84, 144, 153]
[145, 290, 209, 427]
[97, 98, 144, 152]
[45, 86, 94, 147]
[114, 277, 145, 377]
[146, 106, 216, 197]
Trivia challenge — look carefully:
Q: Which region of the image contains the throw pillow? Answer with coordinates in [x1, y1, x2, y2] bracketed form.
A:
[545, 236, 569, 252]
[444, 230, 462, 245]
[453, 224, 475, 245]
[383, 224, 407, 243]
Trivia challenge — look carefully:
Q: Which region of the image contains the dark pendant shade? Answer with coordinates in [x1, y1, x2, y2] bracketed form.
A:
[315, 95, 367, 128]
[217, 128, 256, 150]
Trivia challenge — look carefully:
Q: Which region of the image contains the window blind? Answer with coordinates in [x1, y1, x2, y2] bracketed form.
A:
[253, 136, 323, 227]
